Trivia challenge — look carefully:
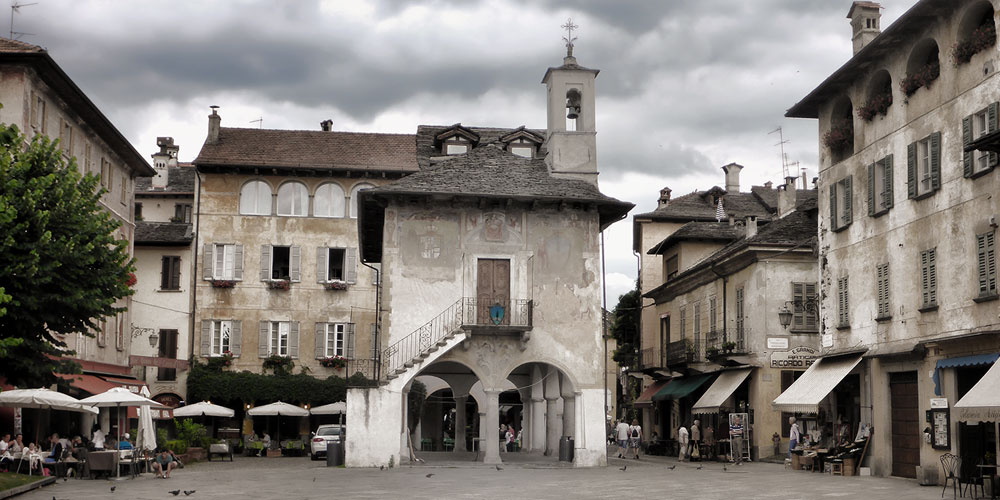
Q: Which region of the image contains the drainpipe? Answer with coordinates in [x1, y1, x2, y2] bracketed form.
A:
[709, 262, 728, 345]
[190, 170, 203, 367]
[601, 231, 608, 425]
[360, 260, 381, 381]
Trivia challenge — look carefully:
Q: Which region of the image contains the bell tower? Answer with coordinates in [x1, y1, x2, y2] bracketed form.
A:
[542, 19, 600, 187]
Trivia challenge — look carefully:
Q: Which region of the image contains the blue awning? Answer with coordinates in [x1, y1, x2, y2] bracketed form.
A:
[934, 353, 1000, 396]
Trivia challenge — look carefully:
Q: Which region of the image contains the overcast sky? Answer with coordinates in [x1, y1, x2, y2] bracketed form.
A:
[13, 0, 915, 304]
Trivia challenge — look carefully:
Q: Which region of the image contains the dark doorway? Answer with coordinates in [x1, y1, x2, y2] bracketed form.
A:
[889, 371, 919, 478]
[476, 259, 510, 325]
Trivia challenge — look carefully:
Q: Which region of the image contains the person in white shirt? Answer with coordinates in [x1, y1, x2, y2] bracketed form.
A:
[788, 417, 800, 459]
[614, 419, 630, 458]
[0, 433, 9, 455]
[678, 424, 690, 461]
[92, 427, 105, 451]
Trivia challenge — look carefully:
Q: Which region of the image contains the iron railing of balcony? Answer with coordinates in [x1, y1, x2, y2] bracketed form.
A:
[665, 338, 704, 366]
[704, 328, 748, 356]
[344, 358, 381, 388]
[640, 347, 659, 369]
[381, 298, 465, 378]
[461, 298, 533, 328]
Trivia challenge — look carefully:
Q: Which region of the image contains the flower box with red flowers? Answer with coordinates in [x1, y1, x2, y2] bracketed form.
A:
[267, 279, 291, 291]
[900, 62, 940, 96]
[323, 281, 349, 291]
[953, 23, 996, 66]
[211, 280, 236, 289]
[125, 273, 137, 288]
[320, 356, 347, 369]
[823, 120, 854, 151]
[857, 93, 892, 121]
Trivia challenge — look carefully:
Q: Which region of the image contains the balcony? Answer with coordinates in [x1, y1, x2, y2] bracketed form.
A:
[665, 339, 701, 367]
[460, 297, 533, 334]
[639, 347, 660, 370]
[704, 328, 749, 358]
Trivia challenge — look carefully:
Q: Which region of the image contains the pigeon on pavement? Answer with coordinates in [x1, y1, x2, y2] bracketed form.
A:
[168, 490, 180, 496]
[110, 485, 116, 493]
[696, 465, 703, 470]
[619, 465, 627, 471]
[668, 465, 676, 470]
[184, 491, 196, 496]
[425, 473, 435, 478]
[495, 465, 503, 471]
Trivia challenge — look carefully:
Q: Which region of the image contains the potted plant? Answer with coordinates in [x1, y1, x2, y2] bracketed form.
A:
[263, 354, 294, 375]
[211, 279, 236, 288]
[705, 346, 720, 358]
[722, 341, 737, 353]
[267, 279, 291, 291]
[320, 355, 347, 369]
[857, 92, 892, 121]
[323, 280, 349, 291]
[169, 215, 185, 223]
[822, 120, 854, 151]
[900, 61, 940, 96]
[953, 22, 996, 65]
[206, 351, 234, 370]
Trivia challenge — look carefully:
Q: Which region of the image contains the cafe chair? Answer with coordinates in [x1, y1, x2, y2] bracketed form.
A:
[962, 459, 986, 499]
[940, 453, 963, 499]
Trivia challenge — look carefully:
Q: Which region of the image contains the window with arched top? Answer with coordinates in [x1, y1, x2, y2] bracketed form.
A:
[824, 95, 854, 163]
[314, 182, 346, 218]
[901, 38, 939, 96]
[349, 183, 374, 219]
[955, 1, 996, 65]
[239, 180, 272, 215]
[858, 70, 892, 122]
[276, 181, 308, 216]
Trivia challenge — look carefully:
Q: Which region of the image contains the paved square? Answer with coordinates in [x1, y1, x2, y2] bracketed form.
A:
[23, 454, 954, 499]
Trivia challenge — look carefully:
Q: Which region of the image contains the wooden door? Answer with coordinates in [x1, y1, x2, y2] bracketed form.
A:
[890, 371, 919, 478]
[477, 259, 510, 325]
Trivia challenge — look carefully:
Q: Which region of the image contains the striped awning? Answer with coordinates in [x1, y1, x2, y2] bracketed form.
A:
[772, 354, 863, 413]
[954, 358, 1000, 422]
[692, 368, 753, 414]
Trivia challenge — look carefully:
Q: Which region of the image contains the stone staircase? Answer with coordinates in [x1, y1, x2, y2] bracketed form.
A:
[381, 298, 467, 384]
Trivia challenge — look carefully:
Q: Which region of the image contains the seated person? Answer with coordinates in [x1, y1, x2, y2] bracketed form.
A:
[44, 433, 64, 463]
[151, 449, 177, 479]
[69, 436, 88, 460]
[8, 434, 24, 456]
[118, 433, 134, 450]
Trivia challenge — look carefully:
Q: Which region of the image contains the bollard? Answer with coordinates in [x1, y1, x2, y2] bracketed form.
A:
[327, 441, 343, 467]
[558, 436, 572, 462]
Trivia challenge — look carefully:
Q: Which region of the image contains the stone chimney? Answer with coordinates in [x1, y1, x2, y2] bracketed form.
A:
[320, 119, 333, 132]
[722, 163, 743, 193]
[207, 106, 221, 144]
[150, 137, 178, 189]
[848, 1, 882, 55]
[658, 187, 672, 207]
[778, 176, 798, 218]
[745, 216, 758, 238]
[764, 181, 773, 189]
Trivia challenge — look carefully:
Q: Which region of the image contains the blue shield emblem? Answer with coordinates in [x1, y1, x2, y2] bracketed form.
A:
[489, 304, 505, 325]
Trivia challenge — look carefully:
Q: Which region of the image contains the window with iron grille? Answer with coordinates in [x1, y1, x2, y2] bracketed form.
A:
[876, 263, 891, 319]
[920, 248, 937, 309]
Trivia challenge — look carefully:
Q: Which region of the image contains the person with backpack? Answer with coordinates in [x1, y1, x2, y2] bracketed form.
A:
[627, 419, 642, 459]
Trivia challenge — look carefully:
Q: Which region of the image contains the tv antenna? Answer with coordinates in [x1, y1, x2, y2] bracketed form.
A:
[250, 117, 262, 129]
[10, 1, 37, 40]
[768, 126, 799, 182]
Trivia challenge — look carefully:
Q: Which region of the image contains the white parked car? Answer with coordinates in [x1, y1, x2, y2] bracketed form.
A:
[310, 424, 345, 460]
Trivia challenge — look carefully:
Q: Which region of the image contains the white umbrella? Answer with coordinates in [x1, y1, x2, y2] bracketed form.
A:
[247, 401, 308, 447]
[137, 387, 157, 453]
[309, 402, 346, 415]
[173, 401, 235, 418]
[0, 388, 99, 414]
[78, 387, 159, 479]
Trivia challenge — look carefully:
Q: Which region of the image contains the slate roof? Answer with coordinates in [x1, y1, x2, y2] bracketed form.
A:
[0, 39, 153, 177]
[416, 124, 546, 170]
[634, 189, 774, 222]
[135, 165, 196, 196]
[134, 222, 193, 245]
[647, 222, 741, 255]
[194, 127, 418, 173]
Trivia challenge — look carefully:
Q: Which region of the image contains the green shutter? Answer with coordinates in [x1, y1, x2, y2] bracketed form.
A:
[867, 163, 875, 216]
[829, 184, 838, 230]
[930, 132, 941, 191]
[990, 103, 1000, 167]
[927, 249, 937, 306]
[883, 155, 893, 209]
[907, 142, 917, 198]
[963, 115, 975, 177]
[843, 175, 852, 224]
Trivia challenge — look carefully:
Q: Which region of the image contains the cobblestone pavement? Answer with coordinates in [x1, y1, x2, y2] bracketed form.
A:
[23, 453, 954, 499]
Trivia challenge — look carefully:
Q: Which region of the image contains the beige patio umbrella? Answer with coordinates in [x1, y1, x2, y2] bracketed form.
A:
[247, 401, 308, 446]
[310, 401, 346, 424]
[79, 387, 159, 478]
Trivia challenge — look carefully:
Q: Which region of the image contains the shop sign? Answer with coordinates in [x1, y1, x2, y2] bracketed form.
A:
[766, 337, 788, 349]
[821, 333, 833, 348]
[769, 346, 819, 369]
[929, 398, 948, 409]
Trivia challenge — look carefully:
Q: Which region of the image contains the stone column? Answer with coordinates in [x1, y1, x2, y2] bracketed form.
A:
[478, 411, 486, 455]
[454, 395, 468, 452]
[530, 367, 546, 453]
[483, 389, 502, 464]
[400, 389, 410, 460]
[518, 389, 531, 452]
[562, 393, 576, 442]
[544, 368, 561, 455]
[574, 391, 584, 451]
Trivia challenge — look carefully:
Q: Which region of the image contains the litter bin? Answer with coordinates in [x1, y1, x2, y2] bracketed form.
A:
[327, 441, 343, 467]
[558, 436, 574, 462]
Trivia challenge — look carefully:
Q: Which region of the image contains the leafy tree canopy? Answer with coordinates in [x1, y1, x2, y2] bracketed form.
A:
[0, 120, 133, 386]
[610, 286, 640, 367]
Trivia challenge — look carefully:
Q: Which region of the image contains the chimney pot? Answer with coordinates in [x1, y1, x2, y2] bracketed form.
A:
[658, 187, 672, 207]
[764, 181, 773, 189]
[320, 119, 333, 132]
[745, 216, 758, 238]
[207, 106, 221, 144]
[848, 1, 882, 55]
[722, 163, 744, 193]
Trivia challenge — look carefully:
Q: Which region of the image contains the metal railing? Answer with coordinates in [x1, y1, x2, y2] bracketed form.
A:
[665, 339, 702, 366]
[640, 347, 659, 369]
[461, 297, 533, 328]
[705, 328, 748, 355]
[381, 298, 466, 378]
[344, 358, 381, 387]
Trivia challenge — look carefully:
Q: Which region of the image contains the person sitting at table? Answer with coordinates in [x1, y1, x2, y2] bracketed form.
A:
[91, 426, 105, 451]
[44, 433, 64, 463]
[69, 436, 88, 460]
[261, 432, 271, 451]
[9, 434, 23, 456]
[151, 449, 178, 479]
[25, 442, 43, 473]
[118, 433, 134, 450]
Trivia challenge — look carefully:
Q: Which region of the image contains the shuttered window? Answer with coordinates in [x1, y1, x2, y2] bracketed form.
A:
[963, 102, 999, 178]
[317, 247, 357, 283]
[978, 231, 998, 297]
[679, 307, 686, 339]
[201, 319, 241, 357]
[204, 243, 243, 281]
[907, 132, 941, 198]
[693, 303, 701, 358]
[837, 276, 850, 327]
[735, 287, 745, 336]
[791, 282, 818, 332]
[315, 323, 356, 359]
[262, 245, 300, 281]
[829, 176, 852, 231]
[709, 297, 717, 334]
[867, 155, 893, 216]
[920, 248, 937, 308]
[161, 256, 181, 290]
[876, 263, 891, 319]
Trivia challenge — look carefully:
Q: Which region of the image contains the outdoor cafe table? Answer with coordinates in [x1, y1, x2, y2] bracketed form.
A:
[979, 464, 998, 500]
[87, 451, 117, 478]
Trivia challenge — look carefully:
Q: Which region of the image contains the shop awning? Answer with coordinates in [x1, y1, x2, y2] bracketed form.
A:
[56, 373, 120, 395]
[933, 353, 1000, 396]
[692, 368, 753, 414]
[954, 358, 1000, 422]
[772, 354, 863, 413]
[634, 380, 669, 408]
[652, 374, 712, 401]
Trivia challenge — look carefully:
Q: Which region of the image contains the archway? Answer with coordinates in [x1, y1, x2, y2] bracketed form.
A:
[505, 361, 578, 459]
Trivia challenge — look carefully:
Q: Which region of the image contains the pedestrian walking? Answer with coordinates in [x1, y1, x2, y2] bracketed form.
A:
[615, 419, 630, 458]
[690, 419, 701, 461]
[729, 415, 745, 464]
[627, 420, 642, 459]
[788, 416, 800, 459]
[677, 424, 689, 462]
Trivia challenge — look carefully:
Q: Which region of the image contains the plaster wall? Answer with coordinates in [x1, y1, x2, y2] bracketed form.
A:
[345, 387, 402, 467]
[0, 64, 139, 369]
[194, 173, 385, 373]
[139, 198, 192, 222]
[636, 220, 686, 370]
[133, 244, 192, 400]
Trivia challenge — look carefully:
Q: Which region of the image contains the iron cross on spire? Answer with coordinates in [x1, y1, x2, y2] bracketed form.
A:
[561, 18, 578, 57]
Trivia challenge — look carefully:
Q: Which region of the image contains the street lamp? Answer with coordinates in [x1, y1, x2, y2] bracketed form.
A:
[131, 326, 159, 348]
[778, 295, 819, 329]
[777, 305, 794, 329]
[148, 329, 159, 348]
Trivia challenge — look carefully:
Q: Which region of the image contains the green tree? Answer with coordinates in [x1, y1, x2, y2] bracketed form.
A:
[0, 121, 134, 387]
[610, 287, 640, 367]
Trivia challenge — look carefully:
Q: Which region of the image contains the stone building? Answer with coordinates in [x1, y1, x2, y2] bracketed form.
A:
[346, 50, 632, 467]
[132, 137, 196, 407]
[190, 111, 416, 377]
[782, 0, 1000, 482]
[0, 39, 154, 379]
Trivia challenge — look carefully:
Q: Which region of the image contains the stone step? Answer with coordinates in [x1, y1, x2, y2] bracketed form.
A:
[426, 345, 439, 353]
[404, 361, 414, 368]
